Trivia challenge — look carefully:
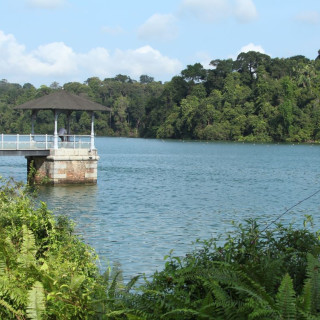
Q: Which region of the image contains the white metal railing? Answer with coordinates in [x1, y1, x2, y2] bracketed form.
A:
[0, 134, 93, 150]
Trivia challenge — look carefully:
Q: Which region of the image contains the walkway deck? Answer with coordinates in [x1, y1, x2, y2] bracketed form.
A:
[0, 134, 93, 156]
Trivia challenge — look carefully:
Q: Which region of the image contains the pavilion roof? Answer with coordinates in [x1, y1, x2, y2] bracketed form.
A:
[14, 90, 110, 112]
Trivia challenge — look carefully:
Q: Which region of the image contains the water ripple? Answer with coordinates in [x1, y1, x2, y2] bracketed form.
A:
[1, 138, 320, 279]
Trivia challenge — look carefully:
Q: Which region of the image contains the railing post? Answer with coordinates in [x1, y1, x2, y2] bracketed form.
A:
[1, 134, 3, 149]
[29, 134, 32, 149]
[73, 135, 75, 149]
[17, 134, 19, 150]
[45, 134, 48, 149]
[54, 110, 59, 149]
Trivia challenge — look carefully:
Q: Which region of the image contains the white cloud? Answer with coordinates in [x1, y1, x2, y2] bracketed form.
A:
[295, 11, 320, 25]
[239, 43, 265, 54]
[0, 30, 182, 85]
[0, 31, 77, 77]
[227, 43, 266, 60]
[77, 46, 182, 79]
[113, 46, 182, 77]
[101, 26, 124, 36]
[234, 0, 258, 23]
[32, 42, 78, 75]
[138, 14, 178, 42]
[180, 0, 231, 23]
[26, 0, 67, 9]
[179, 0, 257, 23]
[194, 51, 213, 69]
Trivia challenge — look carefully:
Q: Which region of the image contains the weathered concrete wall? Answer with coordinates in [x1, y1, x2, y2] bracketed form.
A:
[27, 149, 99, 185]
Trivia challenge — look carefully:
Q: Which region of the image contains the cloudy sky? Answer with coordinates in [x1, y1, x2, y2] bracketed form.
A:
[1, 0, 320, 87]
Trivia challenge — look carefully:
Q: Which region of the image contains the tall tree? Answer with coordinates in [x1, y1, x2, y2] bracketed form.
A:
[139, 75, 154, 84]
[181, 63, 207, 83]
[234, 51, 271, 86]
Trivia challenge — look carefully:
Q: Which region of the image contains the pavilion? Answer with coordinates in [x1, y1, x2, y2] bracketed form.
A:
[12, 90, 111, 185]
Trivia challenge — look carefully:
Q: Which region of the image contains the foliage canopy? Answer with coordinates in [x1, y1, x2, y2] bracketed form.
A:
[1, 51, 320, 142]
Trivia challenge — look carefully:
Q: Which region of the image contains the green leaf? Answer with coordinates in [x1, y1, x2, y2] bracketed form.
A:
[26, 281, 45, 320]
[0, 299, 23, 318]
[276, 273, 296, 320]
[19, 225, 37, 266]
[305, 253, 320, 315]
[70, 274, 86, 291]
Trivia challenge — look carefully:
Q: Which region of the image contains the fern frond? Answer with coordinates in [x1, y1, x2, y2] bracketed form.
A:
[4, 236, 17, 265]
[248, 307, 276, 320]
[306, 253, 320, 314]
[276, 273, 296, 320]
[106, 308, 149, 319]
[108, 270, 122, 299]
[299, 278, 312, 314]
[9, 286, 27, 306]
[19, 225, 37, 266]
[201, 277, 238, 317]
[161, 308, 200, 319]
[102, 265, 112, 285]
[126, 313, 148, 320]
[245, 297, 276, 319]
[26, 281, 45, 320]
[124, 275, 140, 293]
[69, 274, 86, 291]
[0, 255, 6, 274]
[209, 263, 275, 307]
[0, 298, 23, 319]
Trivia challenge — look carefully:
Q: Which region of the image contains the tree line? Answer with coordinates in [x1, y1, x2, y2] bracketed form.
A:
[1, 50, 320, 142]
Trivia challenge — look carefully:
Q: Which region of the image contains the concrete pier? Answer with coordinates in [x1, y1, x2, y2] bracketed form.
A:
[27, 148, 99, 185]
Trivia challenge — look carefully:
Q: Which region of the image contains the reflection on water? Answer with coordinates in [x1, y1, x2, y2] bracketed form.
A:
[39, 184, 99, 238]
[39, 184, 98, 214]
[1, 138, 320, 280]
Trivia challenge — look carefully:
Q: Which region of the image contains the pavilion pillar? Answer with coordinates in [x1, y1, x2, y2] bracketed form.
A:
[67, 111, 71, 135]
[54, 110, 59, 149]
[31, 110, 37, 137]
[90, 111, 95, 150]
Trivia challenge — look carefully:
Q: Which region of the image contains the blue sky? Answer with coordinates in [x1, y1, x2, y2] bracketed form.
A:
[1, 0, 320, 87]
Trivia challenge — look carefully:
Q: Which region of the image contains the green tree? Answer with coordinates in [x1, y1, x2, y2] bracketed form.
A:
[139, 74, 154, 84]
[206, 58, 234, 91]
[234, 51, 271, 86]
[181, 63, 207, 83]
[112, 96, 130, 135]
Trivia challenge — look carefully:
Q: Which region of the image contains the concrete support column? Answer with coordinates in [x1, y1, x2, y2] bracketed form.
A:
[90, 111, 95, 150]
[26, 149, 99, 185]
[54, 110, 59, 149]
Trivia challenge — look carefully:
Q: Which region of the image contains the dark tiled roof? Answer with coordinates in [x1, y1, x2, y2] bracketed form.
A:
[14, 90, 110, 111]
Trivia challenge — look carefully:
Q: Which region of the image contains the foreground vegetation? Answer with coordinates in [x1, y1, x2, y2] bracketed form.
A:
[1, 178, 320, 319]
[1, 50, 320, 142]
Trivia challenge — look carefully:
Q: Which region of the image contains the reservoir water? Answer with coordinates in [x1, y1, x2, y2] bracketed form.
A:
[1, 137, 320, 279]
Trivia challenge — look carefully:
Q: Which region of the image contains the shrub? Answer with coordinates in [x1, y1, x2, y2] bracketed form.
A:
[2, 176, 320, 319]
[0, 178, 111, 319]
[129, 219, 320, 319]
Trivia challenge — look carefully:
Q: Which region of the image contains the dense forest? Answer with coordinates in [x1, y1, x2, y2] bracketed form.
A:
[1, 50, 320, 142]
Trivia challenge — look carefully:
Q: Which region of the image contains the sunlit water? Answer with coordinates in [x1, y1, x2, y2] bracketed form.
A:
[1, 137, 320, 279]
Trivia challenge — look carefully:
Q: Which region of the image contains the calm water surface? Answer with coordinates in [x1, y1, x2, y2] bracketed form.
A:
[1, 137, 320, 279]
